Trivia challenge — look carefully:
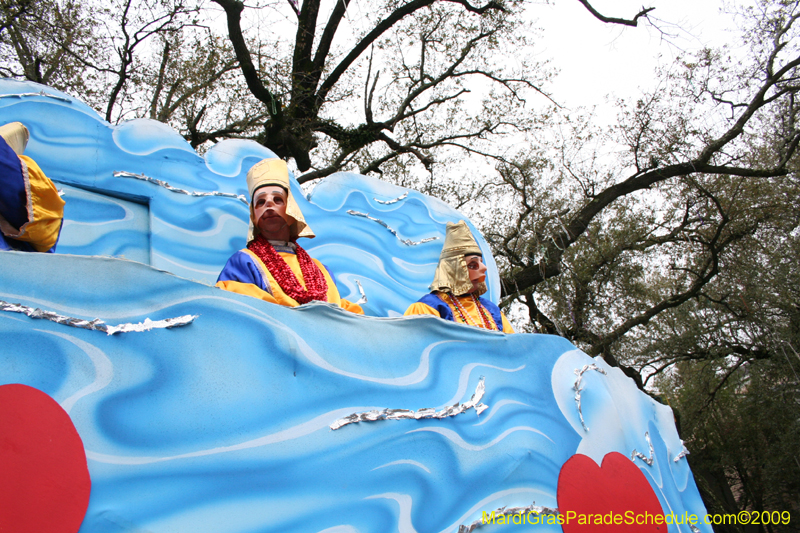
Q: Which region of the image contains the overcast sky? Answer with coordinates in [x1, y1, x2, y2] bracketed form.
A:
[533, 0, 740, 113]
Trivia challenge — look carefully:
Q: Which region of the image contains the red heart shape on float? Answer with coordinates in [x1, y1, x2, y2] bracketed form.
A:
[557, 452, 665, 532]
[0, 384, 91, 533]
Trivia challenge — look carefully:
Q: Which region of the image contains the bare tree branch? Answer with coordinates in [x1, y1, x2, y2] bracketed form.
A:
[576, 0, 654, 27]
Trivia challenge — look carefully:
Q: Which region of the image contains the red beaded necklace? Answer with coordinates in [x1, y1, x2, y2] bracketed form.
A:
[442, 292, 497, 331]
[248, 235, 328, 304]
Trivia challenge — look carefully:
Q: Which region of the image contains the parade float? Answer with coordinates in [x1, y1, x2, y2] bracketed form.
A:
[0, 79, 709, 532]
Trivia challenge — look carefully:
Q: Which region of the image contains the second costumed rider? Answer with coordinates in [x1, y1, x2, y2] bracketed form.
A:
[404, 220, 513, 333]
[215, 158, 363, 314]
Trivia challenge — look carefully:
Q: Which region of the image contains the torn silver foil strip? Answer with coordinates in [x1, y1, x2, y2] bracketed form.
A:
[458, 501, 560, 533]
[0, 91, 73, 103]
[573, 363, 607, 432]
[346, 210, 439, 246]
[0, 300, 197, 335]
[330, 377, 488, 430]
[374, 192, 408, 205]
[631, 431, 655, 466]
[673, 441, 690, 462]
[354, 279, 368, 305]
[114, 171, 248, 205]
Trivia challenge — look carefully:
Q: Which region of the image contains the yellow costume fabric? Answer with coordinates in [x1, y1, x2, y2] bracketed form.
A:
[404, 292, 514, 333]
[0, 155, 64, 252]
[216, 248, 363, 314]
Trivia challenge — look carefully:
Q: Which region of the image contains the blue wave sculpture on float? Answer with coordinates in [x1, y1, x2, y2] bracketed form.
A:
[0, 79, 710, 532]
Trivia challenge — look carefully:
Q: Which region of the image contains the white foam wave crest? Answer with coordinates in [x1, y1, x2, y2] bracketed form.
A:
[406, 426, 555, 452]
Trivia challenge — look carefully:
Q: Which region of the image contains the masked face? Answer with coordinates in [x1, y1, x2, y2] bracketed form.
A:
[253, 186, 291, 241]
[465, 254, 487, 294]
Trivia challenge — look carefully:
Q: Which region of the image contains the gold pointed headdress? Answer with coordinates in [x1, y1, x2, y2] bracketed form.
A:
[430, 220, 485, 296]
[0, 122, 29, 156]
[245, 158, 314, 241]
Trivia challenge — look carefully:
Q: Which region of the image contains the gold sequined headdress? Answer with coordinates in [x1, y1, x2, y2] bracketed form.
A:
[429, 220, 486, 296]
[245, 158, 314, 241]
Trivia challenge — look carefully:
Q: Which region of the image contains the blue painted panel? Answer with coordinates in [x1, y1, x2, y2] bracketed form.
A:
[57, 184, 150, 264]
[0, 252, 710, 533]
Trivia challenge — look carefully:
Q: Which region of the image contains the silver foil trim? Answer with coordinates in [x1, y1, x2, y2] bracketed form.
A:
[374, 192, 408, 205]
[0, 91, 73, 103]
[674, 441, 690, 462]
[354, 279, 368, 305]
[330, 377, 488, 430]
[346, 210, 439, 246]
[0, 300, 197, 335]
[458, 502, 560, 533]
[114, 171, 248, 204]
[573, 364, 607, 432]
[631, 431, 655, 466]
[690, 525, 701, 533]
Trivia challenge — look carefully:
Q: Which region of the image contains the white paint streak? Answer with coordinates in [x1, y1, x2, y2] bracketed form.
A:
[42, 330, 114, 414]
[371, 459, 432, 474]
[85, 407, 360, 465]
[364, 493, 418, 533]
[443, 363, 525, 407]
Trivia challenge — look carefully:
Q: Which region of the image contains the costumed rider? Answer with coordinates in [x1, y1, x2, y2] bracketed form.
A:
[0, 122, 64, 253]
[216, 158, 363, 314]
[404, 220, 514, 333]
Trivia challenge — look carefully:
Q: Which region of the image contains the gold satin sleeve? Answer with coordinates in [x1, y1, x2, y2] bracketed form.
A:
[1, 156, 64, 252]
[215, 280, 280, 305]
[403, 302, 441, 317]
[405, 297, 514, 333]
[339, 299, 364, 315]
